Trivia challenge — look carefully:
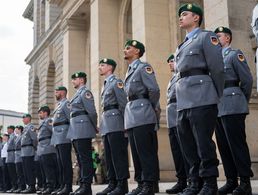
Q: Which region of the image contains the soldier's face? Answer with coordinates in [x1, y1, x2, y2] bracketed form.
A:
[124, 46, 139, 60]
[22, 117, 30, 125]
[216, 32, 230, 47]
[71, 78, 81, 89]
[55, 91, 62, 101]
[7, 128, 13, 134]
[99, 63, 112, 76]
[38, 111, 46, 120]
[168, 60, 175, 72]
[179, 11, 198, 29]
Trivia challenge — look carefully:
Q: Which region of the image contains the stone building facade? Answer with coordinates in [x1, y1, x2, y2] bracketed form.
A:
[23, 0, 258, 181]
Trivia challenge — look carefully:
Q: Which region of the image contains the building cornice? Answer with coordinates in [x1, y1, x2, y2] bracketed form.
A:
[23, 0, 34, 21]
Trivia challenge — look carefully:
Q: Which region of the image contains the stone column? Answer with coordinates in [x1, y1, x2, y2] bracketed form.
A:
[61, 18, 88, 98]
[45, 1, 61, 31]
[90, 0, 121, 113]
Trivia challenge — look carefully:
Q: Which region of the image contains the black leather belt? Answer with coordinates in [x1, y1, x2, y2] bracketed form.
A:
[39, 136, 51, 142]
[103, 104, 119, 112]
[21, 144, 33, 148]
[53, 121, 70, 127]
[71, 111, 88, 118]
[7, 149, 15, 152]
[168, 97, 177, 104]
[128, 94, 149, 101]
[177, 69, 209, 79]
[15, 149, 21, 151]
[224, 80, 239, 89]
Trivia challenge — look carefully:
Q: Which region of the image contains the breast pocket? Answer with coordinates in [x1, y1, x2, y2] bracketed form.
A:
[185, 49, 201, 66]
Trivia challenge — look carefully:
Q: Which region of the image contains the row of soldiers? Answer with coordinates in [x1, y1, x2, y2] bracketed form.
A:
[0, 2, 255, 195]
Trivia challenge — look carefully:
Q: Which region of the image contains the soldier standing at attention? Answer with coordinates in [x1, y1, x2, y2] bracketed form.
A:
[37, 106, 59, 195]
[165, 54, 188, 194]
[51, 86, 73, 195]
[13, 125, 26, 193]
[67, 71, 97, 195]
[6, 125, 18, 193]
[123, 40, 160, 195]
[96, 58, 129, 195]
[214, 26, 253, 195]
[21, 113, 37, 194]
[175, 3, 224, 195]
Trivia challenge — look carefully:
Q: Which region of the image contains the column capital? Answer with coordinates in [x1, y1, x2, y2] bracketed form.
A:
[61, 18, 87, 33]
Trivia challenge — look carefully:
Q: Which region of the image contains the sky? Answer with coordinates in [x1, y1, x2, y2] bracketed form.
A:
[0, 0, 33, 113]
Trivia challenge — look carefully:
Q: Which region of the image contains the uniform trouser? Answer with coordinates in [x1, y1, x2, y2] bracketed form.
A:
[7, 162, 17, 188]
[39, 153, 58, 188]
[22, 156, 36, 186]
[0, 166, 3, 189]
[56, 143, 73, 185]
[2, 158, 11, 190]
[15, 162, 25, 188]
[218, 114, 253, 177]
[169, 127, 188, 179]
[103, 131, 130, 181]
[177, 105, 219, 179]
[127, 124, 159, 182]
[35, 160, 44, 188]
[73, 138, 93, 184]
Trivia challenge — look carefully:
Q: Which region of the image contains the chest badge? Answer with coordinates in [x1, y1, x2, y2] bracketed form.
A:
[210, 36, 219, 45]
[85, 92, 92, 99]
[117, 82, 124, 88]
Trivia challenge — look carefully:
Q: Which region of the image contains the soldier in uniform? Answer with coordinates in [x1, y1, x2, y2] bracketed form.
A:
[96, 58, 129, 195]
[251, 2, 258, 89]
[165, 54, 188, 194]
[37, 105, 59, 195]
[13, 125, 26, 193]
[6, 125, 18, 193]
[214, 26, 253, 195]
[21, 113, 37, 194]
[123, 40, 160, 195]
[51, 86, 73, 195]
[67, 71, 97, 195]
[175, 3, 225, 195]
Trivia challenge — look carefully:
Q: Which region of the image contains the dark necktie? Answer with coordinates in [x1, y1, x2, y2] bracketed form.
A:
[178, 37, 189, 49]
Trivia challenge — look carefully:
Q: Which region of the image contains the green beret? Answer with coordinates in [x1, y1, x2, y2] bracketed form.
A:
[71, 72, 87, 79]
[16, 125, 24, 131]
[7, 125, 15, 130]
[125, 40, 145, 56]
[178, 3, 203, 17]
[38, 105, 50, 113]
[214, 26, 232, 36]
[22, 113, 31, 118]
[99, 58, 117, 68]
[55, 86, 67, 92]
[167, 54, 175, 63]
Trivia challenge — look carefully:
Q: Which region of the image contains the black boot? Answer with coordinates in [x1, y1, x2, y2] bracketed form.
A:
[218, 178, 238, 195]
[166, 178, 187, 194]
[57, 184, 73, 195]
[138, 182, 154, 195]
[42, 187, 55, 195]
[7, 185, 18, 193]
[198, 177, 218, 195]
[108, 180, 128, 195]
[153, 181, 159, 193]
[21, 185, 36, 194]
[126, 182, 143, 195]
[52, 185, 64, 195]
[179, 178, 200, 195]
[96, 180, 117, 195]
[232, 177, 252, 195]
[74, 183, 92, 195]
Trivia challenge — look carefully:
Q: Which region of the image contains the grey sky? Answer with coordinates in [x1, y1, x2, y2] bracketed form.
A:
[0, 0, 33, 113]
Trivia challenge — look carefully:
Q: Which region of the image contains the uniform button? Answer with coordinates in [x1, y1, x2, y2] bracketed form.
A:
[80, 120, 83, 122]
[112, 113, 115, 115]
[141, 103, 143, 106]
[177, 57, 180, 60]
[133, 79, 135, 82]
[200, 80, 203, 83]
[190, 51, 193, 54]
[232, 92, 235, 95]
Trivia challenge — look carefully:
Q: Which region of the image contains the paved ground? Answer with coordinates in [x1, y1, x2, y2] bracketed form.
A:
[4, 180, 258, 194]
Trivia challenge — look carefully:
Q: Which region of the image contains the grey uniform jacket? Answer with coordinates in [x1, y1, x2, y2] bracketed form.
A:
[124, 59, 160, 129]
[218, 47, 253, 117]
[51, 98, 71, 146]
[0, 142, 3, 166]
[21, 123, 37, 157]
[37, 118, 56, 156]
[100, 74, 127, 135]
[67, 85, 97, 140]
[6, 133, 16, 163]
[14, 135, 22, 163]
[175, 28, 225, 111]
[166, 75, 177, 128]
